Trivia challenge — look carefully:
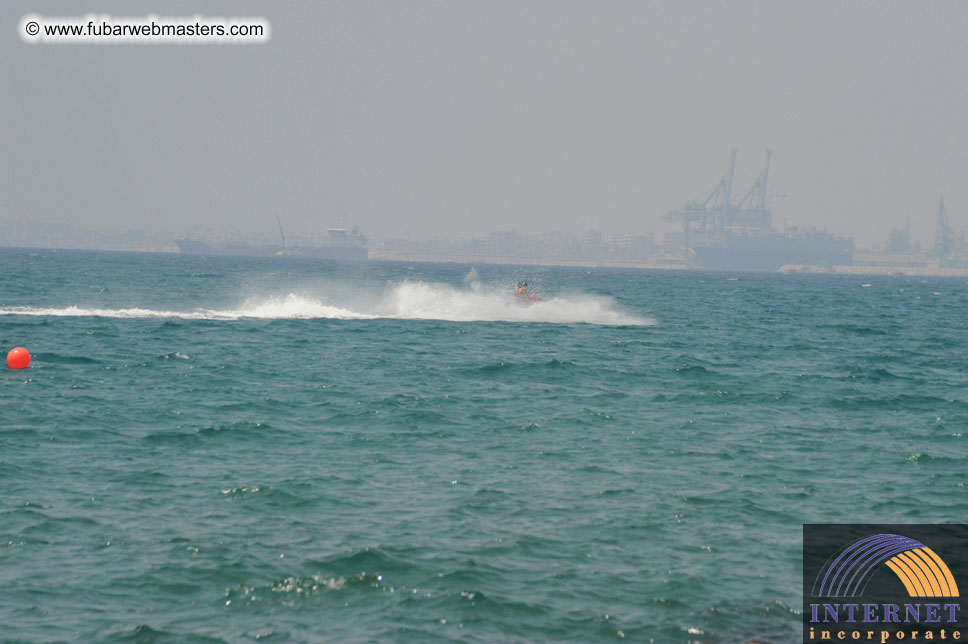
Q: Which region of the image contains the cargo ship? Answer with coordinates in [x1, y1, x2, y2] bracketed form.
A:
[690, 229, 853, 272]
[176, 225, 368, 261]
[665, 150, 853, 272]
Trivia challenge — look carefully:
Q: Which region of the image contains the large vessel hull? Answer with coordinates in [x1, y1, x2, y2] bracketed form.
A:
[175, 239, 367, 261]
[692, 234, 853, 272]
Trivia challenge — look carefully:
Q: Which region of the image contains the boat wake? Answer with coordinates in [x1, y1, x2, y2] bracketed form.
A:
[0, 281, 653, 326]
[381, 282, 651, 325]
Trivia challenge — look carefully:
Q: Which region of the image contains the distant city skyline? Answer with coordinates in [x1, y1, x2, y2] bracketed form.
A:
[2, 213, 963, 258]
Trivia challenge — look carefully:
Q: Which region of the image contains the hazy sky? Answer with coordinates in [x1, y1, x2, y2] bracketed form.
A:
[3, 1, 967, 247]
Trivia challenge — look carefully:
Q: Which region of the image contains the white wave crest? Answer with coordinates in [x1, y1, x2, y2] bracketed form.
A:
[0, 282, 653, 326]
[0, 295, 373, 321]
[220, 294, 377, 320]
[382, 282, 651, 325]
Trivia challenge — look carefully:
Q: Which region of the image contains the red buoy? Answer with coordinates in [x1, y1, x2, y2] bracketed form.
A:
[7, 347, 31, 370]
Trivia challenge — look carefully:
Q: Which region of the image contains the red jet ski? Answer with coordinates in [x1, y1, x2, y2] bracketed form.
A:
[513, 281, 542, 304]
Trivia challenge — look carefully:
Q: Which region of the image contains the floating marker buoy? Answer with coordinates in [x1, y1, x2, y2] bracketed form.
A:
[7, 347, 31, 370]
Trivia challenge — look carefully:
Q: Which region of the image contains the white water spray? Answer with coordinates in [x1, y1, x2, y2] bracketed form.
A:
[0, 281, 653, 326]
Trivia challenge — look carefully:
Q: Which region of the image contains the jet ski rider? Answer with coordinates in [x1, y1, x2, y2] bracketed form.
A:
[514, 281, 542, 303]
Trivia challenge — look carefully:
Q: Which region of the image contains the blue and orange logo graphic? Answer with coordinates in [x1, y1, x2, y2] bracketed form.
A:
[813, 533, 960, 598]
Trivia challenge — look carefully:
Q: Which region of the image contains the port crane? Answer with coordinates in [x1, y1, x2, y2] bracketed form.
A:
[935, 198, 954, 262]
[665, 149, 774, 250]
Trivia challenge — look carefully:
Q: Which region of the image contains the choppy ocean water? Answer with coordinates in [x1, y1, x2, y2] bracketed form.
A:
[1, 248, 965, 644]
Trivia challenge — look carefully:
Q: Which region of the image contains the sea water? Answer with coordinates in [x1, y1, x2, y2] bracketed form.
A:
[1, 248, 965, 643]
